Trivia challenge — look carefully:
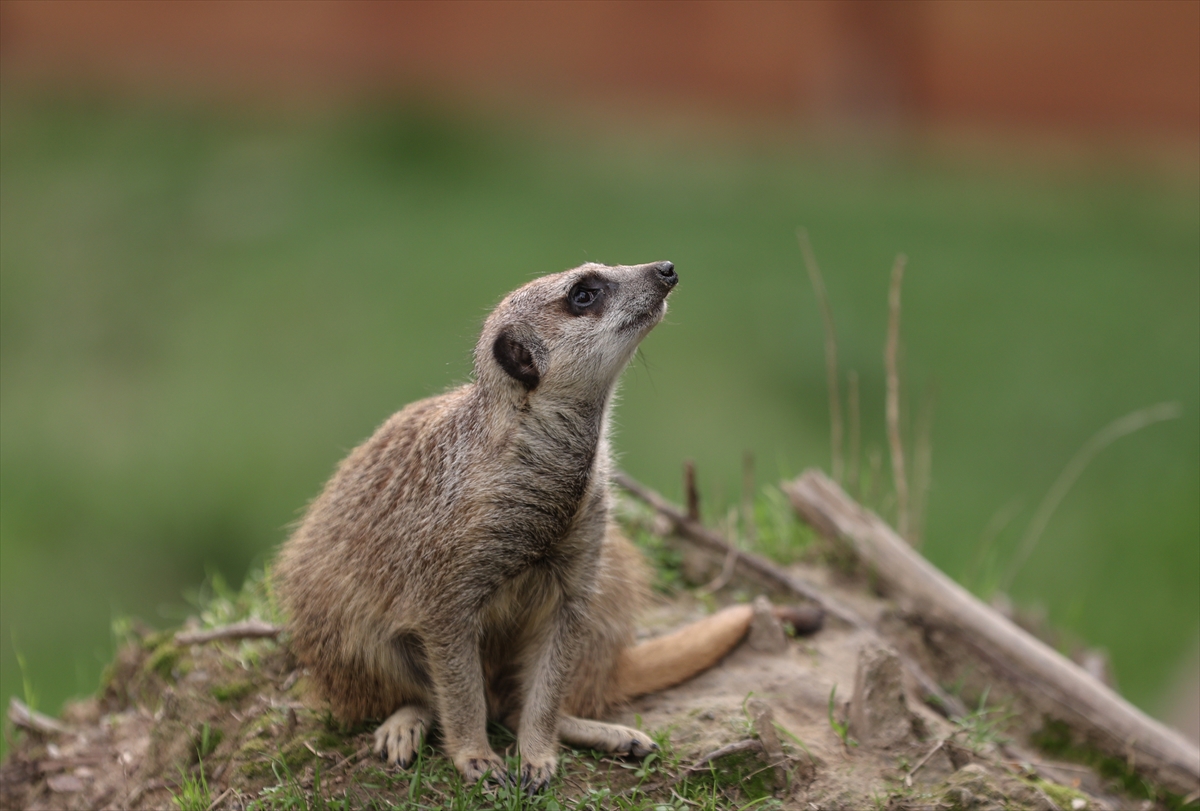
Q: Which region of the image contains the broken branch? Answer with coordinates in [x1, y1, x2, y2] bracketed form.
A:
[7, 697, 69, 736]
[174, 619, 282, 646]
[785, 468, 1200, 796]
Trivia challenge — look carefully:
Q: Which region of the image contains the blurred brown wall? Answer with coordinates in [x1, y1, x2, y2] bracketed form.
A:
[1, 0, 1197, 138]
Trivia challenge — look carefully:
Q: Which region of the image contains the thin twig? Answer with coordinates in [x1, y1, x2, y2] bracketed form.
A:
[615, 469, 968, 719]
[671, 788, 703, 807]
[885, 253, 910, 541]
[7, 697, 69, 735]
[799, 229, 843, 484]
[684, 739, 763, 773]
[999, 401, 1181, 592]
[905, 734, 953, 786]
[327, 745, 370, 775]
[207, 786, 234, 811]
[616, 470, 856, 626]
[175, 619, 282, 646]
[847, 370, 861, 497]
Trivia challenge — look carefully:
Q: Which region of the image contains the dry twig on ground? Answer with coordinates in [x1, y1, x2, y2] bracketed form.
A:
[174, 619, 282, 646]
[8, 697, 70, 736]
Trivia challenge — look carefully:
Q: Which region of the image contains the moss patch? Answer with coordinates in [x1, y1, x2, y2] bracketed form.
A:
[210, 678, 256, 703]
[144, 642, 185, 681]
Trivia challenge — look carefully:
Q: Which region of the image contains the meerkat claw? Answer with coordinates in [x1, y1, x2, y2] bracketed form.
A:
[459, 754, 510, 788]
[373, 706, 430, 769]
[519, 761, 555, 794]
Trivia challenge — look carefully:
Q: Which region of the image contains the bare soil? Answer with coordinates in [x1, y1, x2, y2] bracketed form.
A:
[0, 549, 1174, 810]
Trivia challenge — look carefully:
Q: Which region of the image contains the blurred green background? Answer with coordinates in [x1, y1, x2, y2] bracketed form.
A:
[3, 95, 1197, 734]
[1, 1, 1198, 753]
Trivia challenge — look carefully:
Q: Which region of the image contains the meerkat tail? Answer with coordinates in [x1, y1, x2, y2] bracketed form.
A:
[614, 604, 755, 698]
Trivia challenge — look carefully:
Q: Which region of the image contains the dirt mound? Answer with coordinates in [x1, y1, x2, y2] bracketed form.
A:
[1, 499, 1188, 810]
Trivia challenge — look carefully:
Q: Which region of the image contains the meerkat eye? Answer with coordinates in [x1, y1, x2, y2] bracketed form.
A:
[568, 284, 600, 311]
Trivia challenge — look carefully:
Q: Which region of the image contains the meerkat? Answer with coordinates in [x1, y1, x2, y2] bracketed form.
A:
[276, 262, 800, 792]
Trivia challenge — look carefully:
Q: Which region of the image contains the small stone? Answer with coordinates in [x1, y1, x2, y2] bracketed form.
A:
[746, 698, 787, 789]
[748, 596, 789, 653]
[849, 643, 912, 749]
[47, 774, 84, 793]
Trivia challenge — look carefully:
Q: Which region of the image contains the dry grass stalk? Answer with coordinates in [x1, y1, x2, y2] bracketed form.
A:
[998, 401, 1181, 592]
[867, 446, 883, 507]
[847, 370, 861, 497]
[910, 382, 936, 548]
[964, 497, 1023, 589]
[885, 253, 910, 541]
[742, 450, 757, 545]
[798, 229, 843, 484]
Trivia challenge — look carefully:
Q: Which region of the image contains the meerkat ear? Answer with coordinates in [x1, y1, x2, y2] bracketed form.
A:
[492, 327, 543, 391]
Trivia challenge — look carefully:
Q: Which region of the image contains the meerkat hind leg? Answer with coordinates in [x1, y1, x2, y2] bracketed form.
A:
[373, 705, 434, 768]
[558, 715, 659, 758]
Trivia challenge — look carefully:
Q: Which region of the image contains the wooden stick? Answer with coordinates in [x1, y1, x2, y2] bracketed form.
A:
[904, 735, 950, 786]
[174, 619, 282, 646]
[885, 253, 910, 541]
[784, 468, 1200, 796]
[7, 697, 69, 735]
[617, 471, 856, 627]
[685, 739, 763, 773]
[615, 470, 967, 719]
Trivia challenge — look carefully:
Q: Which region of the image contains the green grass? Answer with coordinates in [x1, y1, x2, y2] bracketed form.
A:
[1, 91, 1197, 751]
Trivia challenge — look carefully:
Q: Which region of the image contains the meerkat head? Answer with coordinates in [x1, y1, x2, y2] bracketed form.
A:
[475, 261, 678, 401]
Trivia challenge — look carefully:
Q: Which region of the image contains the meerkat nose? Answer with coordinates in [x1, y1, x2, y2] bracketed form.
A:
[652, 261, 677, 287]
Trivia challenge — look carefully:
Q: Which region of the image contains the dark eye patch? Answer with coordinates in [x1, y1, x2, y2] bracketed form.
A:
[565, 274, 610, 316]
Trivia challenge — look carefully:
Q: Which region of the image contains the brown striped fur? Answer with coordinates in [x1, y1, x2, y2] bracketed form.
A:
[275, 262, 761, 791]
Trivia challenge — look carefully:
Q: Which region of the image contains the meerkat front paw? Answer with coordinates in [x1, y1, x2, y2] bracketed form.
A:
[608, 725, 658, 758]
[519, 755, 557, 794]
[373, 705, 432, 768]
[455, 751, 510, 787]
